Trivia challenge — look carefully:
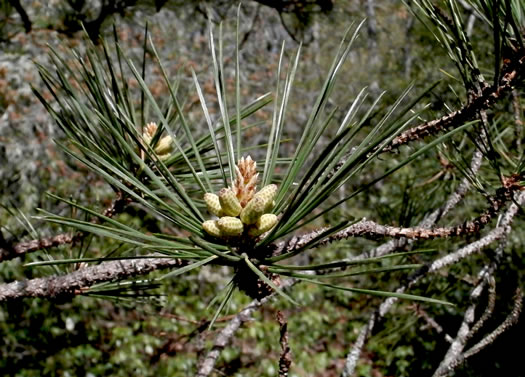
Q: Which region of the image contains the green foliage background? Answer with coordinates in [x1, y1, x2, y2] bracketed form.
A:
[1, 1, 524, 376]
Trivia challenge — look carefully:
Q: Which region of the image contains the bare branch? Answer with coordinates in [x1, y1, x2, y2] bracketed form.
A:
[340, 191, 525, 377]
[467, 276, 496, 340]
[511, 88, 522, 153]
[341, 312, 377, 377]
[195, 300, 262, 377]
[436, 287, 523, 377]
[423, 148, 484, 227]
[463, 288, 523, 359]
[9, 0, 32, 32]
[412, 305, 453, 343]
[432, 270, 496, 376]
[464, 224, 504, 343]
[428, 192, 524, 273]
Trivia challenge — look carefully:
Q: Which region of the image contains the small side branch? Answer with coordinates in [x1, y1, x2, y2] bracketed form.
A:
[195, 300, 263, 377]
[196, 279, 296, 377]
[511, 88, 522, 153]
[0, 233, 75, 262]
[467, 276, 496, 340]
[278, 311, 292, 377]
[9, 0, 32, 32]
[412, 305, 453, 343]
[463, 288, 522, 360]
[341, 311, 377, 377]
[432, 271, 495, 376]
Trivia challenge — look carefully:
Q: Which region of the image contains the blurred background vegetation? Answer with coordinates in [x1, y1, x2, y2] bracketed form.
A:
[0, 0, 524, 376]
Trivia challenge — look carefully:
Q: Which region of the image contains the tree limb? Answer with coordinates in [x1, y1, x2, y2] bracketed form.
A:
[386, 51, 524, 151]
[273, 172, 519, 258]
[0, 255, 186, 302]
[0, 193, 131, 262]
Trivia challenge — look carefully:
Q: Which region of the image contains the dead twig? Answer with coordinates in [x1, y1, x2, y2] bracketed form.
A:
[195, 279, 297, 377]
[277, 310, 292, 377]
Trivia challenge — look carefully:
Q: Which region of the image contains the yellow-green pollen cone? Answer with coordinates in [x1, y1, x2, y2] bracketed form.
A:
[219, 188, 242, 216]
[248, 213, 278, 237]
[217, 216, 244, 236]
[240, 196, 266, 225]
[204, 193, 223, 217]
[154, 135, 173, 155]
[201, 156, 279, 239]
[142, 122, 173, 160]
[257, 213, 278, 232]
[202, 220, 222, 237]
[255, 184, 277, 205]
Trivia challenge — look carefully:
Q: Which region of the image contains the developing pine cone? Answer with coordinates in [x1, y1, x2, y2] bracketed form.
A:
[202, 156, 278, 239]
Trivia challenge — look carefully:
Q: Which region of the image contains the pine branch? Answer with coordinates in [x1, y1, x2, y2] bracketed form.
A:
[6, 167, 506, 312]
[0, 255, 186, 302]
[6, 170, 510, 303]
[386, 51, 524, 151]
[329, 51, 521, 176]
[272, 174, 520, 258]
[0, 193, 131, 262]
